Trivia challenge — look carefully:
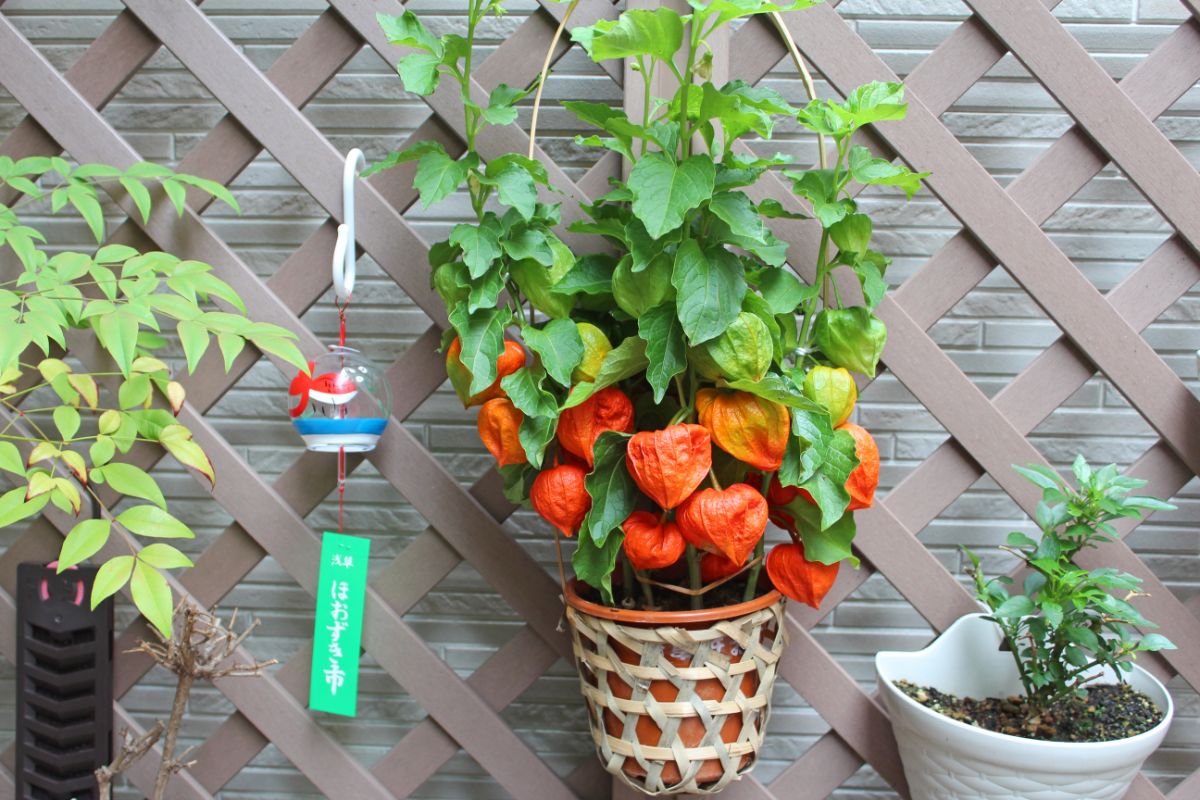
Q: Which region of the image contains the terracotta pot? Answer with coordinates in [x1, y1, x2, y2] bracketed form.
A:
[564, 579, 786, 796]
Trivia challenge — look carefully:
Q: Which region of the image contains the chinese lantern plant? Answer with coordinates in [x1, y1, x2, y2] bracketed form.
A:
[0, 156, 307, 638]
[371, 0, 924, 614]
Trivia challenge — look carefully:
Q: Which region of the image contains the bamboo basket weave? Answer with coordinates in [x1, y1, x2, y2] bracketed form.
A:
[564, 582, 787, 795]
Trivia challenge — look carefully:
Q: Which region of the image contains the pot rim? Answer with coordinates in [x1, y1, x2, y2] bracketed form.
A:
[877, 613, 1175, 751]
[564, 578, 782, 625]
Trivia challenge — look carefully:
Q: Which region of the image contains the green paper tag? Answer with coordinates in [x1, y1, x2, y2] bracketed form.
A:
[309, 532, 370, 717]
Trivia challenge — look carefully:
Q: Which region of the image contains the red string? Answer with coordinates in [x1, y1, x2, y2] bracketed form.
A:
[336, 298, 348, 534]
[337, 446, 346, 534]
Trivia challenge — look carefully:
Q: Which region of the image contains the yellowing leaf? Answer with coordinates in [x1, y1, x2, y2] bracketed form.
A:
[67, 374, 99, 409]
[165, 381, 186, 415]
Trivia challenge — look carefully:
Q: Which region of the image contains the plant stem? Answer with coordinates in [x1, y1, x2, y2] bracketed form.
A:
[743, 538, 765, 603]
[637, 570, 655, 609]
[798, 229, 830, 347]
[153, 669, 193, 799]
[622, 555, 636, 605]
[686, 544, 702, 610]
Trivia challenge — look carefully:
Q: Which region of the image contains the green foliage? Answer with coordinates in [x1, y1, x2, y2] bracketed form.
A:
[373, 0, 925, 604]
[0, 156, 307, 637]
[965, 457, 1177, 715]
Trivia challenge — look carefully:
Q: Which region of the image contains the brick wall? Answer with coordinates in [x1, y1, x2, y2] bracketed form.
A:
[1, 1, 1198, 797]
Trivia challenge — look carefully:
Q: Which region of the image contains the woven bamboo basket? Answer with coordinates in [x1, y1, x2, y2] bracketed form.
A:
[564, 580, 787, 795]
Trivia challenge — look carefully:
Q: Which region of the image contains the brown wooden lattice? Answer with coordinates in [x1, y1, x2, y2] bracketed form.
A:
[1, 0, 1199, 798]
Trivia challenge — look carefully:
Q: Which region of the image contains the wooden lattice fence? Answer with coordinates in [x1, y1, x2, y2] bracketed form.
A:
[0, 0, 1199, 798]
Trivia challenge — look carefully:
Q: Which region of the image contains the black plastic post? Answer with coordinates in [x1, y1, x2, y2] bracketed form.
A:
[15, 563, 114, 800]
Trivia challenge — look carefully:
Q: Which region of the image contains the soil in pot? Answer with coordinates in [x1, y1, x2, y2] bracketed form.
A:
[894, 679, 1163, 743]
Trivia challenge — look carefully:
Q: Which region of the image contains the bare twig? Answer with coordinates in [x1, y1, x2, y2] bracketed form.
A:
[101, 602, 277, 799]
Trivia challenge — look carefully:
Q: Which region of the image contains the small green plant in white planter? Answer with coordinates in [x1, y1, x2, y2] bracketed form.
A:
[877, 457, 1176, 800]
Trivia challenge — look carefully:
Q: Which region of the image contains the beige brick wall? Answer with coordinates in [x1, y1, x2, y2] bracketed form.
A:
[1, 1, 1198, 797]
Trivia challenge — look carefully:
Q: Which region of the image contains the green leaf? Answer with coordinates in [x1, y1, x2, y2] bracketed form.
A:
[116, 505, 194, 539]
[361, 140, 446, 177]
[131, 559, 175, 639]
[581, 8, 684, 63]
[118, 373, 151, 410]
[377, 10, 441, 52]
[837, 81, 909, 128]
[848, 146, 927, 199]
[563, 337, 649, 409]
[518, 414, 557, 469]
[798, 426, 858, 530]
[1013, 464, 1064, 493]
[829, 213, 873, 255]
[580, 431, 636, 546]
[102, 462, 167, 510]
[216, 332, 245, 371]
[450, 216, 503, 278]
[613, 253, 674, 317]
[0, 442, 23, 476]
[1040, 600, 1063, 627]
[573, 528, 624, 605]
[414, 150, 473, 209]
[162, 179, 187, 216]
[177, 320, 210, 373]
[450, 306, 507, 396]
[758, 268, 815, 315]
[170, 174, 240, 214]
[53, 406, 81, 441]
[137, 542, 194, 570]
[627, 153, 715, 238]
[725, 374, 825, 412]
[779, 408, 833, 487]
[1137, 633, 1176, 652]
[780, 499, 859, 567]
[708, 191, 768, 243]
[58, 518, 112, 570]
[119, 177, 153, 223]
[993, 595, 1035, 620]
[689, 0, 818, 30]
[483, 158, 539, 220]
[555, 254, 617, 296]
[398, 52, 442, 96]
[251, 333, 309, 374]
[93, 310, 140, 376]
[91, 555, 133, 609]
[638, 303, 687, 404]
[671, 240, 746, 345]
[523, 320, 583, 388]
[483, 84, 525, 126]
[69, 184, 106, 242]
[500, 365, 558, 419]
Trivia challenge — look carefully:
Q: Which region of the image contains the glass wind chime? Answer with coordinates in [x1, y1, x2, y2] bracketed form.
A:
[289, 149, 388, 717]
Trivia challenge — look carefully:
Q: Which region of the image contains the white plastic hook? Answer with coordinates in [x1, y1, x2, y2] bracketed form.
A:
[332, 148, 366, 302]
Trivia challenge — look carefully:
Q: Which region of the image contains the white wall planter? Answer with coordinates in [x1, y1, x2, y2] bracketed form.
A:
[876, 613, 1173, 800]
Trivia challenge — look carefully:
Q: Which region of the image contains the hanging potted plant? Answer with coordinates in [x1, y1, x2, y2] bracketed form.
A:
[372, 0, 924, 793]
[876, 457, 1176, 800]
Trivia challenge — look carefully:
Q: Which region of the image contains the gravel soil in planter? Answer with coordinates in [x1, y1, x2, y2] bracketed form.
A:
[564, 579, 786, 796]
[876, 613, 1174, 800]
